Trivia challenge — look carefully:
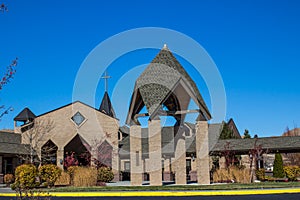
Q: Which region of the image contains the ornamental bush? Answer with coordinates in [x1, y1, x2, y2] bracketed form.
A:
[39, 164, 62, 187]
[12, 164, 39, 189]
[283, 166, 300, 181]
[67, 165, 79, 185]
[54, 171, 70, 186]
[4, 174, 14, 185]
[255, 168, 265, 181]
[73, 167, 97, 187]
[97, 167, 114, 183]
[212, 166, 250, 183]
[273, 153, 285, 178]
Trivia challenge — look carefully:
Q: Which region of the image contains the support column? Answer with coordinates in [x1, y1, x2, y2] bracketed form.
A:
[112, 147, 120, 181]
[130, 125, 143, 186]
[57, 149, 64, 169]
[148, 118, 162, 186]
[195, 120, 210, 184]
[173, 126, 186, 185]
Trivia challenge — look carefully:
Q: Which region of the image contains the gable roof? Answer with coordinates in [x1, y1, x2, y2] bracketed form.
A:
[126, 45, 211, 124]
[14, 108, 36, 122]
[35, 101, 118, 120]
[99, 92, 116, 118]
[227, 118, 241, 139]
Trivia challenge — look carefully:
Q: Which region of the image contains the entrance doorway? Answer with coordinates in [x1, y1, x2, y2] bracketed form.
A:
[64, 134, 91, 168]
[2, 157, 13, 174]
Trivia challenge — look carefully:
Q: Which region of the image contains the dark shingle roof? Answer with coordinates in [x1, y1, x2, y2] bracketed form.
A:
[119, 126, 175, 159]
[210, 136, 300, 155]
[126, 45, 211, 124]
[0, 131, 30, 155]
[14, 107, 36, 122]
[119, 123, 223, 159]
[99, 92, 116, 118]
[186, 123, 223, 153]
[119, 125, 130, 137]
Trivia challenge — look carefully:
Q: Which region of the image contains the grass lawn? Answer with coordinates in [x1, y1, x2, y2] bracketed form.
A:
[42, 182, 300, 192]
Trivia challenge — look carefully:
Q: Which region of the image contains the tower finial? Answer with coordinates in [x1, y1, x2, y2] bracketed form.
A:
[101, 71, 111, 92]
[163, 44, 168, 50]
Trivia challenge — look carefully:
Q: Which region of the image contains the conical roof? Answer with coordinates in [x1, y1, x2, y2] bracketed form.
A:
[99, 92, 116, 118]
[126, 45, 211, 124]
[14, 108, 36, 122]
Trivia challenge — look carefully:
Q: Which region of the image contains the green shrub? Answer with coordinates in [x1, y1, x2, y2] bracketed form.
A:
[97, 167, 114, 183]
[255, 168, 265, 181]
[73, 167, 97, 187]
[12, 164, 39, 189]
[273, 153, 285, 178]
[284, 166, 300, 181]
[4, 174, 14, 185]
[39, 164, 62, 187]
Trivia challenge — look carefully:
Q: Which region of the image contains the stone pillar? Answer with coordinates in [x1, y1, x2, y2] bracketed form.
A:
[148, 118, 162, 186]
[195, 120, 210, 185]
[130, 125, 143, 186]
[112, 147, 120, 181]
[173, 126, 186, 185]
[57, 149, 64, 169]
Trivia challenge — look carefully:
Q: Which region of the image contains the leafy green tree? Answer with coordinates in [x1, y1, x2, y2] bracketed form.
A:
[273, 153, 285, 178]
[243, 129, 251, 139]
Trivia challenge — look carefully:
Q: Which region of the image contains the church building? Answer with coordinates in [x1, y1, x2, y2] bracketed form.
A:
[1, 44, 300, 185]
[9, 44, 218, 185]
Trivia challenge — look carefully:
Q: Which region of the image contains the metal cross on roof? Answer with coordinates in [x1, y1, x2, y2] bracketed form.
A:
[101, 71, 111, 92]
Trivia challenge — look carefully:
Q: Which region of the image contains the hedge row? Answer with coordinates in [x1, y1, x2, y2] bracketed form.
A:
[10, 164, 114, 189]
[11, 164, 62, 190]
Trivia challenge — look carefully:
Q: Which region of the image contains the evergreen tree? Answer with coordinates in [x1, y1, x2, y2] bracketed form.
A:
[243, 129, 251, 138]
[219, 122, 236, 139]
[273, 153, 285, 178]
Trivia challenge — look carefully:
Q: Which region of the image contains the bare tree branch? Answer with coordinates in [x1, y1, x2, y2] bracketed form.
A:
[18, 118, 55, 165]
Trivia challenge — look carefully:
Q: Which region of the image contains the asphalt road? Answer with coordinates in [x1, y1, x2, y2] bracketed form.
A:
[2, 194, 300, 200]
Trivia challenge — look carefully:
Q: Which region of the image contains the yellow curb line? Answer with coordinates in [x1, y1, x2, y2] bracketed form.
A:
[1, 188, 300, 197]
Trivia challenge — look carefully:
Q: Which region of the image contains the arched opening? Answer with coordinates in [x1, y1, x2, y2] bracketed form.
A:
[64, 134, 91, 168]
[41, 140, 58, 165]
[96, 140, 113, 167]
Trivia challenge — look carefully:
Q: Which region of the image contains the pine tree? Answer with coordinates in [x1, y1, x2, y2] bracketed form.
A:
[273, 153, 285, 178]
[219, 122, 235, 139]
[243, 129, 251, 139]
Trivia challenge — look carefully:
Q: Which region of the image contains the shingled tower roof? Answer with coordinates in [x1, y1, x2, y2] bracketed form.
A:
[99, 91, 116, 118]
[126, 44, 211, 125]
[14, 107, 36, 122]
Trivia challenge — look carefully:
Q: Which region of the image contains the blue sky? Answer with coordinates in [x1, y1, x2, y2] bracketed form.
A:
[1, 0, 300, 137]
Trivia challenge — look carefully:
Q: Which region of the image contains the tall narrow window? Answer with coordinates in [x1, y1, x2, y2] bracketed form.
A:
[136, 151, 139, 166]
[124, 161, 130, 172]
